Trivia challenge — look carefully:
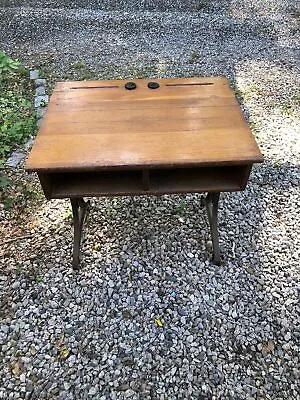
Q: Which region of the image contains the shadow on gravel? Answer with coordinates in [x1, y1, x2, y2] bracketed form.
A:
[75, 158, 298, 398]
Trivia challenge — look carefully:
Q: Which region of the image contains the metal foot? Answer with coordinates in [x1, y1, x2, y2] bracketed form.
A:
[204, 192, 221, 265]
[70, 198, 89, 270]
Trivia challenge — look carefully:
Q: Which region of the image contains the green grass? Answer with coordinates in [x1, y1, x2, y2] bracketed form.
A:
[174, 199, 188, 215]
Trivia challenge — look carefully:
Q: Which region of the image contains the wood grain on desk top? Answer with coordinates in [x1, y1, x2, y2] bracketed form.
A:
[26, 77, 263, 172]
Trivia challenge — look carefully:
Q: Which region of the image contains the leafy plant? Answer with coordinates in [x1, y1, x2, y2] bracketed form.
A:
[0, 159, 11, 189]
[0, 51, 20, 75]
[0, 51, 36, 159]
[174, 199, 187, 215]
[0, 92, 36, 158]
[187, 51, 201, 64]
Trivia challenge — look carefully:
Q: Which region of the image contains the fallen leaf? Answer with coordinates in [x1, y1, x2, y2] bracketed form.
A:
[246, 266, 254, 274]
[59, 347, 70, 360]
[121, 357, 135, 366]
[93, 243, 101, 251]
[12, 361, 20, 376]
[155, 318, 164, 328]
[29, 345, 37, 356]
[262, 340, 275, 356]
[54, 333, 65, 349]
[122, 310, 132, 319]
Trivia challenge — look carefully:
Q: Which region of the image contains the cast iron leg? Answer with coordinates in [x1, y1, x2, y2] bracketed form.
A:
[204, 192, 221, 265]
[70, 198, 89, 270]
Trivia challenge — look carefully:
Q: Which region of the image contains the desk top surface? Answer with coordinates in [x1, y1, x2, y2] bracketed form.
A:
[26, 77, 263, 172]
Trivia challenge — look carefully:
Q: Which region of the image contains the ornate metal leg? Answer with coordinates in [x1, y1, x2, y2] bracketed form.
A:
[70, 198, 89, 270]
[204, 192, 221, 265]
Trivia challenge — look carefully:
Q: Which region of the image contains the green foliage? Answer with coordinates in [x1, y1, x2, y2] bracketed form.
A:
[187, 51, 201, 64]
[0, 51, 20, 75]
[0, 173, 11, 188]
[0, 92, 36, 158]
[0, 159, 11, 189]
[70, 60, 86, 70]
[174, 199, 187, 215]
[0, 51, 36, 159]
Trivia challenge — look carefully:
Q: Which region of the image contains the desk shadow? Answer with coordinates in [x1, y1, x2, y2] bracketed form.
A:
[82, 158, 299, 399]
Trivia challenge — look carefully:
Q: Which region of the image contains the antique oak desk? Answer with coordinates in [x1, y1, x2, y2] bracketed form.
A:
[26, 77, 263, 269]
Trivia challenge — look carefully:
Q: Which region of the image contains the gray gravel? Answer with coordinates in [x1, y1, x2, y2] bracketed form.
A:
[0, 1, 300, 399]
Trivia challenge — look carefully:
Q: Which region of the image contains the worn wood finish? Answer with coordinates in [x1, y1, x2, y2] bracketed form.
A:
[26, 77, 263, 268]
[26, 77, 263, 173]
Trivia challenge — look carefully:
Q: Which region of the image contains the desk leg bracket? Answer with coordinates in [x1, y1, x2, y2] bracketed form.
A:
[70, 197, 90, 270]
[204, 192, 221, 265]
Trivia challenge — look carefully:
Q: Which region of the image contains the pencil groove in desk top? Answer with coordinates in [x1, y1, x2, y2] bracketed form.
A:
[26, 77, 263, 173]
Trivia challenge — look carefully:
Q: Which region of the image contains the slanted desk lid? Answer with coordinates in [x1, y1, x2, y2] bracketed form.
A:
[26, 77, 263, 172]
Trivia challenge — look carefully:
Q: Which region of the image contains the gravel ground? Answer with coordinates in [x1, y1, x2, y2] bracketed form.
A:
[0, 1, 300, 399]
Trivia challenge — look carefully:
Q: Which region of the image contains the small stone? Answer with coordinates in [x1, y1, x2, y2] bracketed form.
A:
[30, 70, 39, 80]
[1, 326, 9, 335]
[124, 389, 135, 398]
[12, 281, 20, 290]
[5, 151, 26, 168]
[89, 387, 97, 395]
[64, 382, 71, 390]
[284, 332, 291, 341]
[52, 387, 60, 395]
[178, 307, 188, 316]
[35, 86, 46, 96]
[187, 335, 193, 343]
[206, 240, 213, 249]
[180, 316, 187, 324]
[117, 383, 130, 391]
[232, 310, 238, 318]
[36, 107, 47, 118]
[35, 78, 46, 87]
[35, 95, 49, 108]
[222, 303, 229, 312]
[68, 355, 76, 365]
[24, 138, 34, 150]
[30, 291, 38, 300]
[19, 374, 26, 383]
[187, 252, 194, 258]
[212, 368, 222, 385]
[108, 280, 114, 288]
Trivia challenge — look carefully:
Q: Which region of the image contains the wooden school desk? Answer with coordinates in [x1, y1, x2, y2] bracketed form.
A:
[26, 77, 263, 269]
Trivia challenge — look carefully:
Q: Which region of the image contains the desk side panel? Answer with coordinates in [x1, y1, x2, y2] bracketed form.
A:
[37, 173, 52, 200]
